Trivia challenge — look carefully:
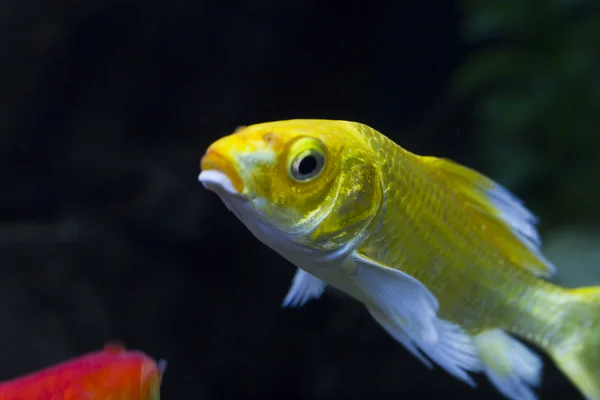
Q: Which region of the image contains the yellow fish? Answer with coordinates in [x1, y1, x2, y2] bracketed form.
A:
[198, 119, 600, 400]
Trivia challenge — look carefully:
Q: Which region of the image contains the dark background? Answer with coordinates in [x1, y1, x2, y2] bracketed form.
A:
[1, 0, 599, 399]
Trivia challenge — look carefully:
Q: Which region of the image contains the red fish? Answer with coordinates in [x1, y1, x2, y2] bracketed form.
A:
[0, 343, 166, 400]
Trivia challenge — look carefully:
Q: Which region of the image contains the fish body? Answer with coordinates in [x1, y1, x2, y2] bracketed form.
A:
[199, 119, 600, 400]
[0, 343, 166, 400]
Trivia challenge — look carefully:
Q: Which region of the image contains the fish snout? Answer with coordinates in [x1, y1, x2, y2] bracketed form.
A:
[199, 144, 245, 194]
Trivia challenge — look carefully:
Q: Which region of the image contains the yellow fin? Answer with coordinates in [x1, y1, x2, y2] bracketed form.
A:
[550, 286, 600, 400]
[421, 156, 555, 278]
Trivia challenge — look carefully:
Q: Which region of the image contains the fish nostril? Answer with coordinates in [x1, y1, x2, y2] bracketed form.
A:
[263, 132, 276, 144]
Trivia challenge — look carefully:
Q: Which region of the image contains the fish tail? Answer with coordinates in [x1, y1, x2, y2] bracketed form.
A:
[549, 286, 600, 400]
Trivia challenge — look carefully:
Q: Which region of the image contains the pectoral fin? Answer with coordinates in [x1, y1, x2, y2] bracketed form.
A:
[353, 251, 483, 386]
[368, 306, 433, 369]
[423, 319, 483, 386]
[282, 268, 327, 308]
[352, 252, 439, 344]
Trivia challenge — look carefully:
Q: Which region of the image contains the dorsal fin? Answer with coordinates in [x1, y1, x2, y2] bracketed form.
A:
[421, 156, 555, 278]
[103, 342, 127, 354]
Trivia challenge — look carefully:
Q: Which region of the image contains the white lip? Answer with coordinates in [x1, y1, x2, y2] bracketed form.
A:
[198, 170, 240, 195]
[158, 359, 168, 375]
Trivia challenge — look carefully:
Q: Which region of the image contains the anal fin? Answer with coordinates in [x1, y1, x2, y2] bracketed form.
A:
[474, 329, 542, 400]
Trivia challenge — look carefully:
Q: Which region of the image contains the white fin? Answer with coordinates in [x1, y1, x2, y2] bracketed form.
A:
[474, 329, 542, 400]
[486, 183, 556, 277]
[158, 359, 168, 375]
[353, 252, 483, 386]
[353, 252, 439, 344]
[368, 306, 433, 369]
[487, 183, 541, 248]
[422, 319, 483, 387]
[282, 268, 327, 308]
[371, 306, 483, 386]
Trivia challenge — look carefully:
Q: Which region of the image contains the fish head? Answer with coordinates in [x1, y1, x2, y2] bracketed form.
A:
[82, 345, 165, 400]
[139, 358, 166, 400]
[199, 119, 383, 260]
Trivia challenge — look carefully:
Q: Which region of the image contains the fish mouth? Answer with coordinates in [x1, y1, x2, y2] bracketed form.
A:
[199, 149, 245, 195]
[199, 150, 260, 233]
[140, 359, 163, 400]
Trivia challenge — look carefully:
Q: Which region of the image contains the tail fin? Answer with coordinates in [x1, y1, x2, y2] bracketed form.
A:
[550, 286, 600, 400]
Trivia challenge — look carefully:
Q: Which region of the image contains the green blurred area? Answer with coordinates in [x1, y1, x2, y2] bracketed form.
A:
[454, 0, 600, 284]
[545, 229, 600, 286]
[454, 0, 600, 228]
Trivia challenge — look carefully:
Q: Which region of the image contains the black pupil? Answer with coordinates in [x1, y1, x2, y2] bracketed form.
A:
[298, 154, 318, 176]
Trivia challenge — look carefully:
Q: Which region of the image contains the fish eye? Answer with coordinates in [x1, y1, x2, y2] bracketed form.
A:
[290, 148, 326, 182]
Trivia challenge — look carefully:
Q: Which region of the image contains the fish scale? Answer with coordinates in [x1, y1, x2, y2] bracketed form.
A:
[378, 142, 565, 342]
[200, 119, 600, 399]
[372, 129, 586, 344]
[361, 136, 498, 328]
